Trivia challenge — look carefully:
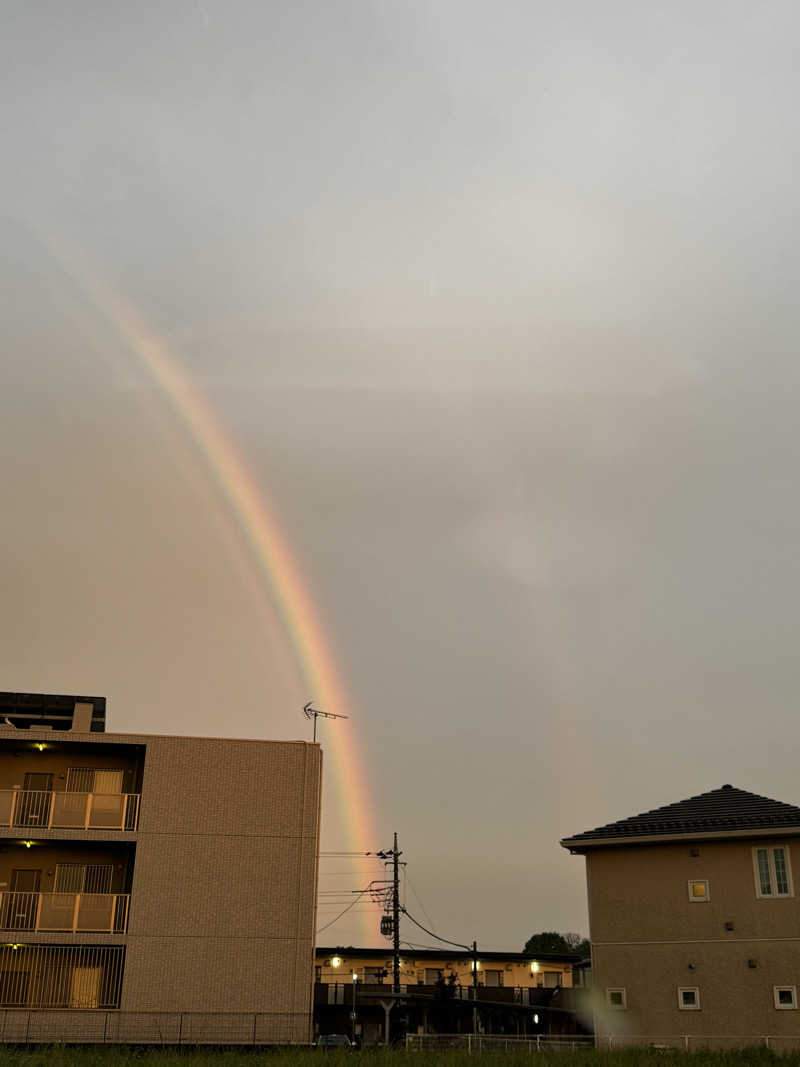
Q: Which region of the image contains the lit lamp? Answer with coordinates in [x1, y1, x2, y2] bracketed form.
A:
[331, 956, 342, 969]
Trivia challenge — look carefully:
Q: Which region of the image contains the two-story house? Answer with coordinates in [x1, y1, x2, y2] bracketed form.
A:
[562, 784, 800, 1050]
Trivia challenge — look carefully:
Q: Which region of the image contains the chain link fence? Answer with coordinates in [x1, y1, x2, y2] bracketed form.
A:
[0, 1010, 311, 1044]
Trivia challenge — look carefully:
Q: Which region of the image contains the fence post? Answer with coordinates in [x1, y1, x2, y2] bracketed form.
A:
[252, 1012, 257, 1045]
[765, 1035, 770, 1049]
[178, 1013, 183, 1045]
[467, 1034, 472, 1054]
[684, 1035, 689, 1051]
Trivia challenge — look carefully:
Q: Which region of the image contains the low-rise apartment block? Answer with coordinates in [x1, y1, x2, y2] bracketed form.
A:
[0, 691, 321, 1043]
[563, 784, 800, 1050]
[314, 945, 583, 1043]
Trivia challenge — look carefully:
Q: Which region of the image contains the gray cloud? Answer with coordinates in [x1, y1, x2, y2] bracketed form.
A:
[4, 0, 800, 947]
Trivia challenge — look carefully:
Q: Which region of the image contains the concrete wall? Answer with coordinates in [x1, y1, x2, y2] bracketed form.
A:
[124, 735, 322, 1020]
[586, 838, 800, 1041]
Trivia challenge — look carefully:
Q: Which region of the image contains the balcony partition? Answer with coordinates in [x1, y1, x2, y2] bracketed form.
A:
[0, 791, 139, 831]
[0, 892, 129, 933]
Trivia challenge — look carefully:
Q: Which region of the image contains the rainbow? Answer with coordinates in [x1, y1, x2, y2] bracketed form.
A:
[41, 235, 381, 939]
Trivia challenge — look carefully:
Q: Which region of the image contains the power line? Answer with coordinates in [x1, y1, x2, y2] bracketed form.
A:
[319, 851, 380, 857]
[404, 870, 435, 931]
[316, 890, 368, 934]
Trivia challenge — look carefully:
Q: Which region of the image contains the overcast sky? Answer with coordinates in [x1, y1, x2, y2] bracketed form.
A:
[3, 1, 800, 950]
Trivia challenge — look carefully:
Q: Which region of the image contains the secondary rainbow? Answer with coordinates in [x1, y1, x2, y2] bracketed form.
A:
[44, 237, 381, 938]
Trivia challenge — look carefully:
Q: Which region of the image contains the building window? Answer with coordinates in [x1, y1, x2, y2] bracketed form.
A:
[688, 879, 710, 902]
[754, 847, 793, 898]
[424, 968, 442, 985]
[774, 986, 797, 1010]
[678, 987, 700, 1010]
[483, 969, 503, 987]
[606, 988, 626, 1009]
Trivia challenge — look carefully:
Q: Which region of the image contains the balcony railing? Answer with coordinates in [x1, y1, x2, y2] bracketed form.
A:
[0, 892, 129, 933]
[0, 791, 140, 831]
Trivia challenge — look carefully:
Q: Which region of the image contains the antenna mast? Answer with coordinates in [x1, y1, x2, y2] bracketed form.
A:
[303, 702, 348, 743]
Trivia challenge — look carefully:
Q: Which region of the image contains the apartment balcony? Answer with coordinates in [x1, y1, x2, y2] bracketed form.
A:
[0, 891, 129, 933]
[0, 791, 140, 831]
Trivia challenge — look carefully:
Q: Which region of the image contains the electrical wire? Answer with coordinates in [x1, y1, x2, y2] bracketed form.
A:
[404, 870, 435, 931]
[402, 907, 471, 952]
[319, 851, 382, 857]
[316, 890, 370, 934]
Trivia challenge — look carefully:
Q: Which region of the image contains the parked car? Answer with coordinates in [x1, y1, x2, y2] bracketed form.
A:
[314, 1034, 355, 1050]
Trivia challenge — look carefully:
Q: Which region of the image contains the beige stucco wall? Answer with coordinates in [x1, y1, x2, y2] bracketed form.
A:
[585, 838, 800, 1041]
[123, 735, 321, 1020]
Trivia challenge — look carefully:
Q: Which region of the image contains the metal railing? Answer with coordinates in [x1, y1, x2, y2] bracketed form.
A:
[0, 790, 140, 831]
[406, 1034, 594, 1052]
[321, 983, 555, 1004]
[0, 892, 129, 933]
[604, 1034, 800, 1052]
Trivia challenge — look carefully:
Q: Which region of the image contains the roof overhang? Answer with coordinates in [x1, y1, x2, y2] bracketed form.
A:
[561, 824, 800, 854]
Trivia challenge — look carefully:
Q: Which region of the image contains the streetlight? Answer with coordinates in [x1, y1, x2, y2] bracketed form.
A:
[351, 972, 358, 1046]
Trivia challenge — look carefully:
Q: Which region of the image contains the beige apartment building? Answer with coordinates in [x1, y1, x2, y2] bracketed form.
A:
[0, 691, 321, 1044]
[562, 784, 800, 1050]
[316, 946, 574, 990]
[314, 946, 582, 1043]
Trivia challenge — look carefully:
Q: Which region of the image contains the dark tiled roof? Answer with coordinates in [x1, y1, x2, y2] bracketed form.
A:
[562, 785, 800, 849]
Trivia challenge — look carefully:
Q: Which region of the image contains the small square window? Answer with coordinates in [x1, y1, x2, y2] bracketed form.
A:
[606, 987, 626, 1009]
[688, 879, 710, 902]
[774, 986, 797, 1010]
[678, 987, 700, 1010]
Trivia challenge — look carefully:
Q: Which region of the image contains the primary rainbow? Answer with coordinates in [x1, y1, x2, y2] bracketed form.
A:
[45, 237, 381, 939]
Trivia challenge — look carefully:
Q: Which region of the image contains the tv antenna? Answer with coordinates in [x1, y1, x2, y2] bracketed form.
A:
[303, 701, 348, 743]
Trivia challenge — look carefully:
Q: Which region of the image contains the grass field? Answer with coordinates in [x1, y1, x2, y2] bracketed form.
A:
[0, 1049, 796, 1066]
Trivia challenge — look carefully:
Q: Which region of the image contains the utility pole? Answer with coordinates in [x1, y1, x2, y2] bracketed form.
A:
[392, 832, 401, 994]
[472, 939, 479, 1036]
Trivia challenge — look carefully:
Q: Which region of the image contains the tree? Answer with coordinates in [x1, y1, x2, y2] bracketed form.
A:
[523, 931, 590, 958]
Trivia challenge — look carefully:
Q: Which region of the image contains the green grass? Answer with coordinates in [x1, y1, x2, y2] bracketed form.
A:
[0, 1050, 797, 1067]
